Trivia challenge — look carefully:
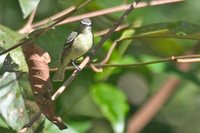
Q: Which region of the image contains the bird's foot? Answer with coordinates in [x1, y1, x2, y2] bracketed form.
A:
[71, 60, 81, 72]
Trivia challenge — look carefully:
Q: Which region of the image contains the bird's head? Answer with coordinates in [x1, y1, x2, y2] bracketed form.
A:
[80, 18, 92, 27]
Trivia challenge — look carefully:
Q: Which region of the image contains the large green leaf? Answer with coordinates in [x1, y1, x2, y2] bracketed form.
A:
[18, 0, 40, 19]
[0, 72, 29, 131]
[0, 25, 41, 132]
[91, 83, 129, 133]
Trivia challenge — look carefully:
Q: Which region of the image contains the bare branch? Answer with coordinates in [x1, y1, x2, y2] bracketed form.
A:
[92, 0, 141, 54]
[100, 40, 119, 65]
[18, 8, 37, 34]
[32, 6, 76, 29]
[57, 0, 183, 26]
[90, 64, 103, 72]
[48, 54, 200, 72]
[51, 56, 90, 101]
[0, 0, 92, 56]
[94, 24, 129, 37]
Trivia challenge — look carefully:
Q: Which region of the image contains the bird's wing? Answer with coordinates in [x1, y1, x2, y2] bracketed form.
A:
[60, 31, 78, 64]
[64, 31, 78, 48]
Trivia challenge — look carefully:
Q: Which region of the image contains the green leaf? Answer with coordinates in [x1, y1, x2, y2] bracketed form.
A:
[0, 25, 22, 48]
[18, 0, 40, 19]
[0, 72, 29, 131]
[91, 83, 129, 133]
[132, 21, 200, 40]
[94, 29, 135, 81]
[118, 29, 135, 57]
[69, 120, 92, 133]
[0, 25, 28, 73]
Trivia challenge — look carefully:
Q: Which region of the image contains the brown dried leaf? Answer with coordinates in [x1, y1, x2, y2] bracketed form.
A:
[22, 42, 67, 130]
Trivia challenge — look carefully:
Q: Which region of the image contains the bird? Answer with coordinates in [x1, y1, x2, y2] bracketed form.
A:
[53, 18, 93, 82]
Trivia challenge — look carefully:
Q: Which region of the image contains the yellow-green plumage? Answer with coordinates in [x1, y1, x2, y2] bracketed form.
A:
[53, 19, 93, 81]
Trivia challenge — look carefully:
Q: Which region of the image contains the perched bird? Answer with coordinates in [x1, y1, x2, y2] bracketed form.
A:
[53, 18, 93, 82]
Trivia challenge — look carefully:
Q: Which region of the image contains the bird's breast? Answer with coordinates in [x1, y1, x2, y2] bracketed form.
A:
[71, 31, 93, 59]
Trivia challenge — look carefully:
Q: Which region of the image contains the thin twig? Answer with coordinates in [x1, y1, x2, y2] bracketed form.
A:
[48, 54, 200, 71]
[94, 24, 129, 37]
[101, 40, 119, 65]
[32, 6, 76, 29]
[92, 0, 141, 53]
[51, 56, 90, 101]
[18, 8, 37, 34]
[90, 64, 103, 72]
[56, 0, 183, 26]
[34, 0, 93, 37]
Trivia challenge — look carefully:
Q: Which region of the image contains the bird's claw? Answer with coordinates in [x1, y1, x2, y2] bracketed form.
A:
[71, 60, 81, 72]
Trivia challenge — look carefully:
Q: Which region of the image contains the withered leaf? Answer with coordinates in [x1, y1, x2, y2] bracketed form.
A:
[22, 42, 67, 130]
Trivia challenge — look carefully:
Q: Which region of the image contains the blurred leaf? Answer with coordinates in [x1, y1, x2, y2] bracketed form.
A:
[139, 55, 166, 73]
[141, 38, 185, 56]
[18, 0, 40, 19]
[156, 82, 200, 133]
[69, 120, 92, 133]
[118, 29, 135, 57]
[0, 126, 15, 133]
[95, 29, 135, 81]
[0, 72, 29, 131]
[0, 117, 9, 129]
[91, 83, 129, 133]
[44, 119, 78, 133]
[95, 55, 136, 81]
[70, 93, 103, 118]
[167, 64, 200, 86]
[132, 21, 200, 40]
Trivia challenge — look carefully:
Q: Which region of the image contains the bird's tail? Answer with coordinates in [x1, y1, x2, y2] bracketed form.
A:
[53, 65, 65, 82]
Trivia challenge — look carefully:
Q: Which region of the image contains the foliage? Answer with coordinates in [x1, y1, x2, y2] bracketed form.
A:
[1, 0, 200, 133]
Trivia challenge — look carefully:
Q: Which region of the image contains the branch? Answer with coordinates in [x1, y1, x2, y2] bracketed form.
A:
[92, 0, 141, 53]
[48, 54, 200, 72]
[0, 0, 92, 56]
[56, 0, 184, 26]
[51, 56, 90, 101]
[18, 8, 37, 34]
[94, 24, 129, 37]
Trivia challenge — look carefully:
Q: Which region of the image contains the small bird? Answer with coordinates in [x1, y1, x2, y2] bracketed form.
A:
[53, 18, 93, 82]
